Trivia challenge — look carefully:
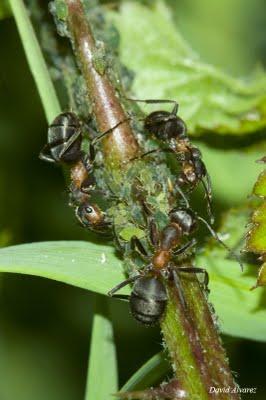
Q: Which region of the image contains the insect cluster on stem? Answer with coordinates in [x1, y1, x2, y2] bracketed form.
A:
[40, 99, 241, 326]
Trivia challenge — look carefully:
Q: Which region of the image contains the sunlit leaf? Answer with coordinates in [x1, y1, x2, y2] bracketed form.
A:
[109, 1, 266, 136]
[85, 297, 118, 400]
[0, 236, 265, 341]
[0, 241, 125, 295]
[245, 160, 266, 288]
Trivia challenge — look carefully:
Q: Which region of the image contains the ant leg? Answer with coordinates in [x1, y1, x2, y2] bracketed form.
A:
[172, 238, 197, 256]
[58, 129, 82, 158]
[175, 184, 190, 208]
[39, 144, 56, 163]
[172, 269, 187, 309]
[125, 97, 179, 115]
[178, 266, 209, 290]
[197, 215, 244, 271]
[130, 147, 174, 162]
[201, 174, 214, 225]
[149, 219, 160, 247]
[108, 275, 140, 297]
[92, 117, 131, 144]
[131, 236, 150, 261]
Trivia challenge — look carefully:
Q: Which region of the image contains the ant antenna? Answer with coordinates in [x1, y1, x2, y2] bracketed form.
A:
[197, 215, 243, 271]
[125, 97, 179, 115]
[92, 117, 131, 145]
[201, 177, 214, 225]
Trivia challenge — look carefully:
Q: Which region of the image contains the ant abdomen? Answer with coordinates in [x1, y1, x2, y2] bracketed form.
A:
[130, 277, 167, 326]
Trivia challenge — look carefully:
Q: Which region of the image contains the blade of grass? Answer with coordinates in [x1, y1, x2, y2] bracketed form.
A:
[85, 295, 118, 400]
[120, 351, 170, 392]
[9, 0, 61, 121]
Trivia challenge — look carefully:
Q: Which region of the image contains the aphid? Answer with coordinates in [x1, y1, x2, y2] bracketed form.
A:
[127, 98, 213, 223]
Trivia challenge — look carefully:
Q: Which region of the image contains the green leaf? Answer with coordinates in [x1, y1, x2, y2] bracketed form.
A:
[0, 241, 126, 295]
[9, 0, 61, 122]
[85, 297, 118, 400]
[198, 208, 266, 341]
[0, 235, 265, 341]
[246, 202, 266, 253]
[120, 352, 170, 392]
[245, 161, 266, 289]
[109, 1, 266, 135]
[253, 169, 266, 197]
[0, 0, 11, 20]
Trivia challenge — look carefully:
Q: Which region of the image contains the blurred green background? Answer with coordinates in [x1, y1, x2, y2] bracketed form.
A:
[0, 0, 266, 399]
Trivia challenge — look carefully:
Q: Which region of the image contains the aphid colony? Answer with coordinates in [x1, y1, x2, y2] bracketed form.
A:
[40, 100, 237, 325]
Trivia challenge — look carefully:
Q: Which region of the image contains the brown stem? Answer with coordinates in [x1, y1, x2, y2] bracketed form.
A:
[65, 0, 139, 168]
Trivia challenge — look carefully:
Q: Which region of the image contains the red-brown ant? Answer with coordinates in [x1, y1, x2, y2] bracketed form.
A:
[126, 98, 213, 223]
[108, 205, 242, 325]
[108, 208, 207, 325]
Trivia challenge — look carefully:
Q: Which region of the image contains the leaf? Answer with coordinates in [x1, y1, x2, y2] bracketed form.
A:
[120, 352, 170, 392]
[0, 238, 266, 341]
[0, 0, 11, 20]
[198, 208, 266, 341]
[109, 1, 266, 135]
[246, 202, 266, 253]
[85, 297, 118, 400]
[246, 161, 266, 289]
[253, 170, 266, 197]
[0, 241, 127, 295]
[9, 0, 61, 122]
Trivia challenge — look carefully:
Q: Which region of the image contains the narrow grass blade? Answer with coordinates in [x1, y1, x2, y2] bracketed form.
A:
[121, 351, 170, 392]
[85, 296, 118, 400]
[9, 0, 61, 121]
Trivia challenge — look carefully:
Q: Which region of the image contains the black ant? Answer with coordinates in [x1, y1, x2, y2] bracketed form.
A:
[40, 112, 127, 232]
[127, 98, 213, 223]
[108, 205, 242, 325]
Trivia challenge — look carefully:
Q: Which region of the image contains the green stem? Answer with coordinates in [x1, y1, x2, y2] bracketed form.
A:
[161, 274, 240, 399]
[9, 0, 61, 122]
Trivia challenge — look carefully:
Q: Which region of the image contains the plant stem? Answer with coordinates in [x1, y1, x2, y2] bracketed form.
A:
[162, 274, 240, 399]
[62, 1, 239, 398]
[65, 0, 139, 168]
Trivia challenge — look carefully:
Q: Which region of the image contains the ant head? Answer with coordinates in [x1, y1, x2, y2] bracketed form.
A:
[75, 203, 104, 228]
[144, 112, 187, 141]
[169, 207, 198, 235]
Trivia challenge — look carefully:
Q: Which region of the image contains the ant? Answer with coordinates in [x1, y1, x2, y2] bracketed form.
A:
[108, 208, 207, 325]
[126, 98, 213, 223]
[39, 111, 127, 232]
[108, 205, 243, 325]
